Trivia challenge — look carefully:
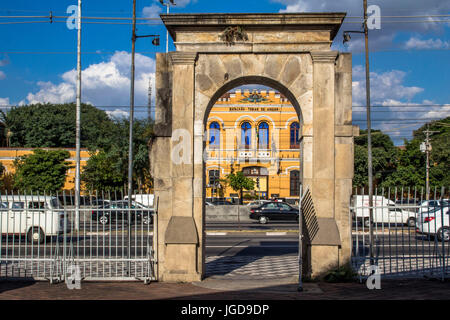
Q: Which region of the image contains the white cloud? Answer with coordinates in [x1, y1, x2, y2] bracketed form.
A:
[105, 109, 130, 119]
[142, 4, 162, 19]
[352, 65, 424, 106]
[22, 51, 156, 108]
[0, 97, 10, 106]
[143, 0, 195, 16]
[0, 71, 5, 80]
[275, 0, 450, 51]
[404, 37, 450, 49]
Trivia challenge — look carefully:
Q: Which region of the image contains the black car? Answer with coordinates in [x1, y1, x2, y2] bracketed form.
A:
[249, 202, 299, 224]
[91, 200, 154, 225]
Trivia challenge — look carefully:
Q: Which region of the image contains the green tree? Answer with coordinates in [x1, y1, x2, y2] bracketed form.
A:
[226, 171, 255, 204]
[81, 151, 125, 192]
[353, 130, 399, 188]
[5, 103, 112, 149]
[13, 149, 72, 193]
[383, 117, 450, 188]
[81, 118, 154, 192]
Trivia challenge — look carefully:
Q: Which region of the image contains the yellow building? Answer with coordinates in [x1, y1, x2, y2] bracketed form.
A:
[0, 148, 91, 190]
[206, 89, 301, 202]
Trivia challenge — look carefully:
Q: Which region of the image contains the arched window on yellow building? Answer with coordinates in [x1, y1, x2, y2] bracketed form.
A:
[241, 122, 252, 150]
[209, 122, 220, 148]
[258, 122, 269, 150]
[290, 122, 300, 149]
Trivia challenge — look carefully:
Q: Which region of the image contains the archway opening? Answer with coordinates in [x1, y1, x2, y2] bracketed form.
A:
[203, 79, 303, 280]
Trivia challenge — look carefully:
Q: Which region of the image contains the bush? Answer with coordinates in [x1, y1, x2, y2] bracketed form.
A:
[323, 265, 357, 283]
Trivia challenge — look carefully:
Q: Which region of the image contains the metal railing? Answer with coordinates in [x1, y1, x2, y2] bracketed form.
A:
[351, 186, 449, 280]
[0, 190, 157, 283]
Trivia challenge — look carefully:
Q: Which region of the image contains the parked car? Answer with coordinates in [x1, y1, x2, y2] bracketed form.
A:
[416, 205, 450, 241]
[91, 200, 154, 226]
[395, 199, 420, 212]
[418, 199, 449, 214]
[247, 200, 270, 207]
[249, 202, 299, 224]
[0, 195, 69, 244]
[123, 194, 154, 207]
[352, 195, 418, 228]
[89, 199, 110, 207]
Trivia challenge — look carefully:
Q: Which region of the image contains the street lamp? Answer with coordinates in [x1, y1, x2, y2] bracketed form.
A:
[159, 0, 176, 53]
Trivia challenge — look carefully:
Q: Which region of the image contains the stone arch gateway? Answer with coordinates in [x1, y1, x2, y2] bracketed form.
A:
[150, 13, 357, 282]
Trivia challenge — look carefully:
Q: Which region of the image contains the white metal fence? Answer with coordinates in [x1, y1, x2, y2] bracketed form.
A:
[0, 190, 157, 283]
[351, 186, 449, 280]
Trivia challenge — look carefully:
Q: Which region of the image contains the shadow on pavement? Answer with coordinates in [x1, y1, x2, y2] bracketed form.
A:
[0, 279, 36, 294]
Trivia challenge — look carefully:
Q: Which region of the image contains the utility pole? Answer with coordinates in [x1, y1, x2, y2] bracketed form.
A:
[363, 0, 375, 268]
[423, 127, 439, 200]
[344, 1, 374, 266]
[159, 0, 175, 53]
[127, 0, 137, 275]
[74, 0, 82, 232]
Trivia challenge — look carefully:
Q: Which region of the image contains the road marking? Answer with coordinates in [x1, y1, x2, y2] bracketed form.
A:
[266, 232, 287, 236]
[86, 232, 110, 236]
[206, 232, 228, 236]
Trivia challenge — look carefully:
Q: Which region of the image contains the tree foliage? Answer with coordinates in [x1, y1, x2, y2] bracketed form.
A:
[13, 149, 72, 193]
[5, 103, 112, 149]
[382, 117, 450, 188]
[81, 119, 154, 192]
[226, 171, 255, 204]
[353, 130, 399, 188]
[354, 117, 450, 188]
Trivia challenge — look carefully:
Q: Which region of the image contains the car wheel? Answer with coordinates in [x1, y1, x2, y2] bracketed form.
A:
[406, 218, 416, 228]
[259, 216, 268, 224]
[98, 215, 109, 225]
[437, 227, 450, 242]
[142, 215, 152, 225]
[27, 227, 45, 244]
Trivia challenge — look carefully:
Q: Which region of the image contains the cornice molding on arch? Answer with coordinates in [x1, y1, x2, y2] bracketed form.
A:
[254, 115, 276, 130]
[233, 115, 255, 129]
[284, 117, 300, 130]
[282, 165, 300, 176]
[207, 116, 225, 129]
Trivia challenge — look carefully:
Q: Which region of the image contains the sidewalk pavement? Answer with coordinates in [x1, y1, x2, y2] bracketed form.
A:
[0, 276, 449, 300]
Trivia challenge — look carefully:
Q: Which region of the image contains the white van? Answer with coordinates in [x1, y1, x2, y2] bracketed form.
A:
[123, 194, 154, 208]
[0, 195, 69, 244]
[351, 195, 418, 228]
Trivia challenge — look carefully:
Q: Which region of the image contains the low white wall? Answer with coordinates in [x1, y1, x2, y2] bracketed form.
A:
[206, 205, 252, 222]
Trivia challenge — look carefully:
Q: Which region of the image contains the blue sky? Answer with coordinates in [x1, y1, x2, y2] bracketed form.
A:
[0, 0, 449, 144]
